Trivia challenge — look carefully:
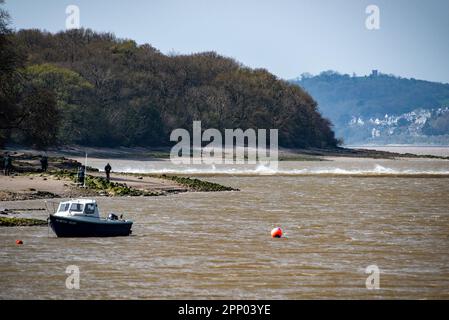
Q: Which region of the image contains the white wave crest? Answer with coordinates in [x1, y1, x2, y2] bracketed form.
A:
[114, 164, 449, 176]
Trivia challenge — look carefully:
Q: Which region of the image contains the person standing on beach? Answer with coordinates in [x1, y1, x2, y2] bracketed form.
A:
[40, 155, 48, 172]
[104, 163, 112, 183]
[77, 166, 85, 186]
[2, 153, 6, 175]
[3, 153, 12, 176]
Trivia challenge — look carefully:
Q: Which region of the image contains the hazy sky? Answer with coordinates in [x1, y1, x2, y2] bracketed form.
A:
[5, 0, 449, 83]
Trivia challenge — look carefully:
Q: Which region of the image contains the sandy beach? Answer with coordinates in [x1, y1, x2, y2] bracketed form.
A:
[0, 150, 182, 202]
[0, 172, 189, 202]
[0, 149, 240, 203]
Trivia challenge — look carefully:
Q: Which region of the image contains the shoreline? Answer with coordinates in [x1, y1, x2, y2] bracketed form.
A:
[0, 151, 238, 203]
[1, 145, 447, 203]
[0, 171, 238, 202]
[281, 146, 449, 160]
[4, 145, 449, 161]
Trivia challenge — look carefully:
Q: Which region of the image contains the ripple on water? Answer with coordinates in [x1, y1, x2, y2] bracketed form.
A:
[1, 158, 449, 299]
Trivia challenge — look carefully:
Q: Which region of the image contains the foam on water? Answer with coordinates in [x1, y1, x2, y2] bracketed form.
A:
[114, 163, 449, 177]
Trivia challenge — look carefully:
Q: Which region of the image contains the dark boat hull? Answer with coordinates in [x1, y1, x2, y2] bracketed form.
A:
[49, 215, 132, 237]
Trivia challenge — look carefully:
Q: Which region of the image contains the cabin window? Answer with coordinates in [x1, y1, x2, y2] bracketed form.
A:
[58, 203, 70, 212]
[70, 203, 84, 212]
[84, 203, 95, 214]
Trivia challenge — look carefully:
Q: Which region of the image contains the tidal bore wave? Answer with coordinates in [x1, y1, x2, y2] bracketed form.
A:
[117, 164, 449, 177]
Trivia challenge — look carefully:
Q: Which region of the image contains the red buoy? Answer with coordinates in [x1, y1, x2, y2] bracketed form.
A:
[16, 240, 23, 245]
[271, 227, 283, 238]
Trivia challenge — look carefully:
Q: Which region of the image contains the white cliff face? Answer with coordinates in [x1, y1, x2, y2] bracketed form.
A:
[346, 106, 449, 144]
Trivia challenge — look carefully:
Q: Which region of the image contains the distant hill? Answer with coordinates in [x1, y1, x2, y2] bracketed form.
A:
[291, 71, 449, 145]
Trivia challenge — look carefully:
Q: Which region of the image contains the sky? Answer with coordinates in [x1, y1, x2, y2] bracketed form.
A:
[4, 0, 449, 83]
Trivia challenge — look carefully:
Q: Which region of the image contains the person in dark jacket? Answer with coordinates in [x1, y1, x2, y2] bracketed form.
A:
[40, 155, 48, 172]
[77, 166, 85, 186]
[2, 153, 6, 175]
[3, 153, 12, 176]
[104, 163, 112, 183]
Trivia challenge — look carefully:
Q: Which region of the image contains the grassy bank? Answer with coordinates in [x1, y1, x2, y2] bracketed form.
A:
[159, 174, 239, 192]
[52, 170, 238, 195]
[52, 170, 162, 196]
[0, 217, 47, 227]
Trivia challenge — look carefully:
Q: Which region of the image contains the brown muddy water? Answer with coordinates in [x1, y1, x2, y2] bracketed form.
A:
[1, 153, 449, 299]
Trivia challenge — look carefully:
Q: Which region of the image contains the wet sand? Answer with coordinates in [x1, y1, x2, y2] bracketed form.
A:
[0, 172, 187, 202]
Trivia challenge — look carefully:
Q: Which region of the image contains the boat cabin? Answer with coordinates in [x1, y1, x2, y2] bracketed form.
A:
[55, 199, 100, 219]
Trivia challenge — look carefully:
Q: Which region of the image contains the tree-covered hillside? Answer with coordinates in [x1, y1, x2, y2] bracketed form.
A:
[0, 3, 338, 150]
